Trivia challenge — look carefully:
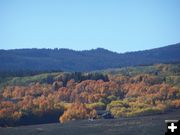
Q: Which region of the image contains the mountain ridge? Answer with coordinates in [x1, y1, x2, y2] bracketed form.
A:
[0, 43, 180, 72]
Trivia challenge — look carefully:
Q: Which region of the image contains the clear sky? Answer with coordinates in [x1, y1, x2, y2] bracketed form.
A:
[0, 0, 180, 52]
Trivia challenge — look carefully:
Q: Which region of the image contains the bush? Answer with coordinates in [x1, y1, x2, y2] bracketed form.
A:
[86, 102, 106, 110]
[107, 99, 168, 118]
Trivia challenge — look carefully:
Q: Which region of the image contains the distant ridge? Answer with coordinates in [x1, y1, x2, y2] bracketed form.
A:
[0, 43, 180, 72]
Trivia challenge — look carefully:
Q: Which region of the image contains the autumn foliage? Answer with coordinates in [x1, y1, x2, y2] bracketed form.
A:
[0, 64, 180, 126]
[59, 103, 97, 123]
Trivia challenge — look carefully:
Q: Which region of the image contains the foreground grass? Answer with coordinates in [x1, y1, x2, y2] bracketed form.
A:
[0, 109, 180, 135]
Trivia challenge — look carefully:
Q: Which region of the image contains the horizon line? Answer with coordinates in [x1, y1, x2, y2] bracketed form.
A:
[0, 42, 179, 54]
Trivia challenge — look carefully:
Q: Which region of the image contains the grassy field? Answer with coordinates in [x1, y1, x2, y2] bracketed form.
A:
[0, 109, 180, 135]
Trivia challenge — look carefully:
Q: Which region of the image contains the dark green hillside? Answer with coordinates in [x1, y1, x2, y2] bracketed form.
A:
[0, 43, 180, 73]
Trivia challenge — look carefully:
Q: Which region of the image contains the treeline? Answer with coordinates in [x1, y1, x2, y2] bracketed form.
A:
[0, 64, 180, 126]
[0, 43, 180, 72]
[0, 72, 108, 91]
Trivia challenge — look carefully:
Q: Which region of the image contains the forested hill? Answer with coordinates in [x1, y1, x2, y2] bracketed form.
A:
[0, 43, 180, 72]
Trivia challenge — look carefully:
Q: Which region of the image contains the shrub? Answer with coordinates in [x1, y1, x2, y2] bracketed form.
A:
[86, 102, 106, 110]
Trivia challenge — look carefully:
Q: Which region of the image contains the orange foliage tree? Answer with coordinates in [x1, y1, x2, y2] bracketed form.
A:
[59, 103, 97, 123]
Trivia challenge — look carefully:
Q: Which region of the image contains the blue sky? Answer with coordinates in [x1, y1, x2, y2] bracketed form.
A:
[0, 0, 180, 52]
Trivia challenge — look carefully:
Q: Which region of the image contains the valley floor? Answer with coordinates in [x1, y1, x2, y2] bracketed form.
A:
[0, 109, 180, 135]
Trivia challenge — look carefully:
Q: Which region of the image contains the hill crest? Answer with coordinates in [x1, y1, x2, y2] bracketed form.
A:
[0, 43, 180, 72]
